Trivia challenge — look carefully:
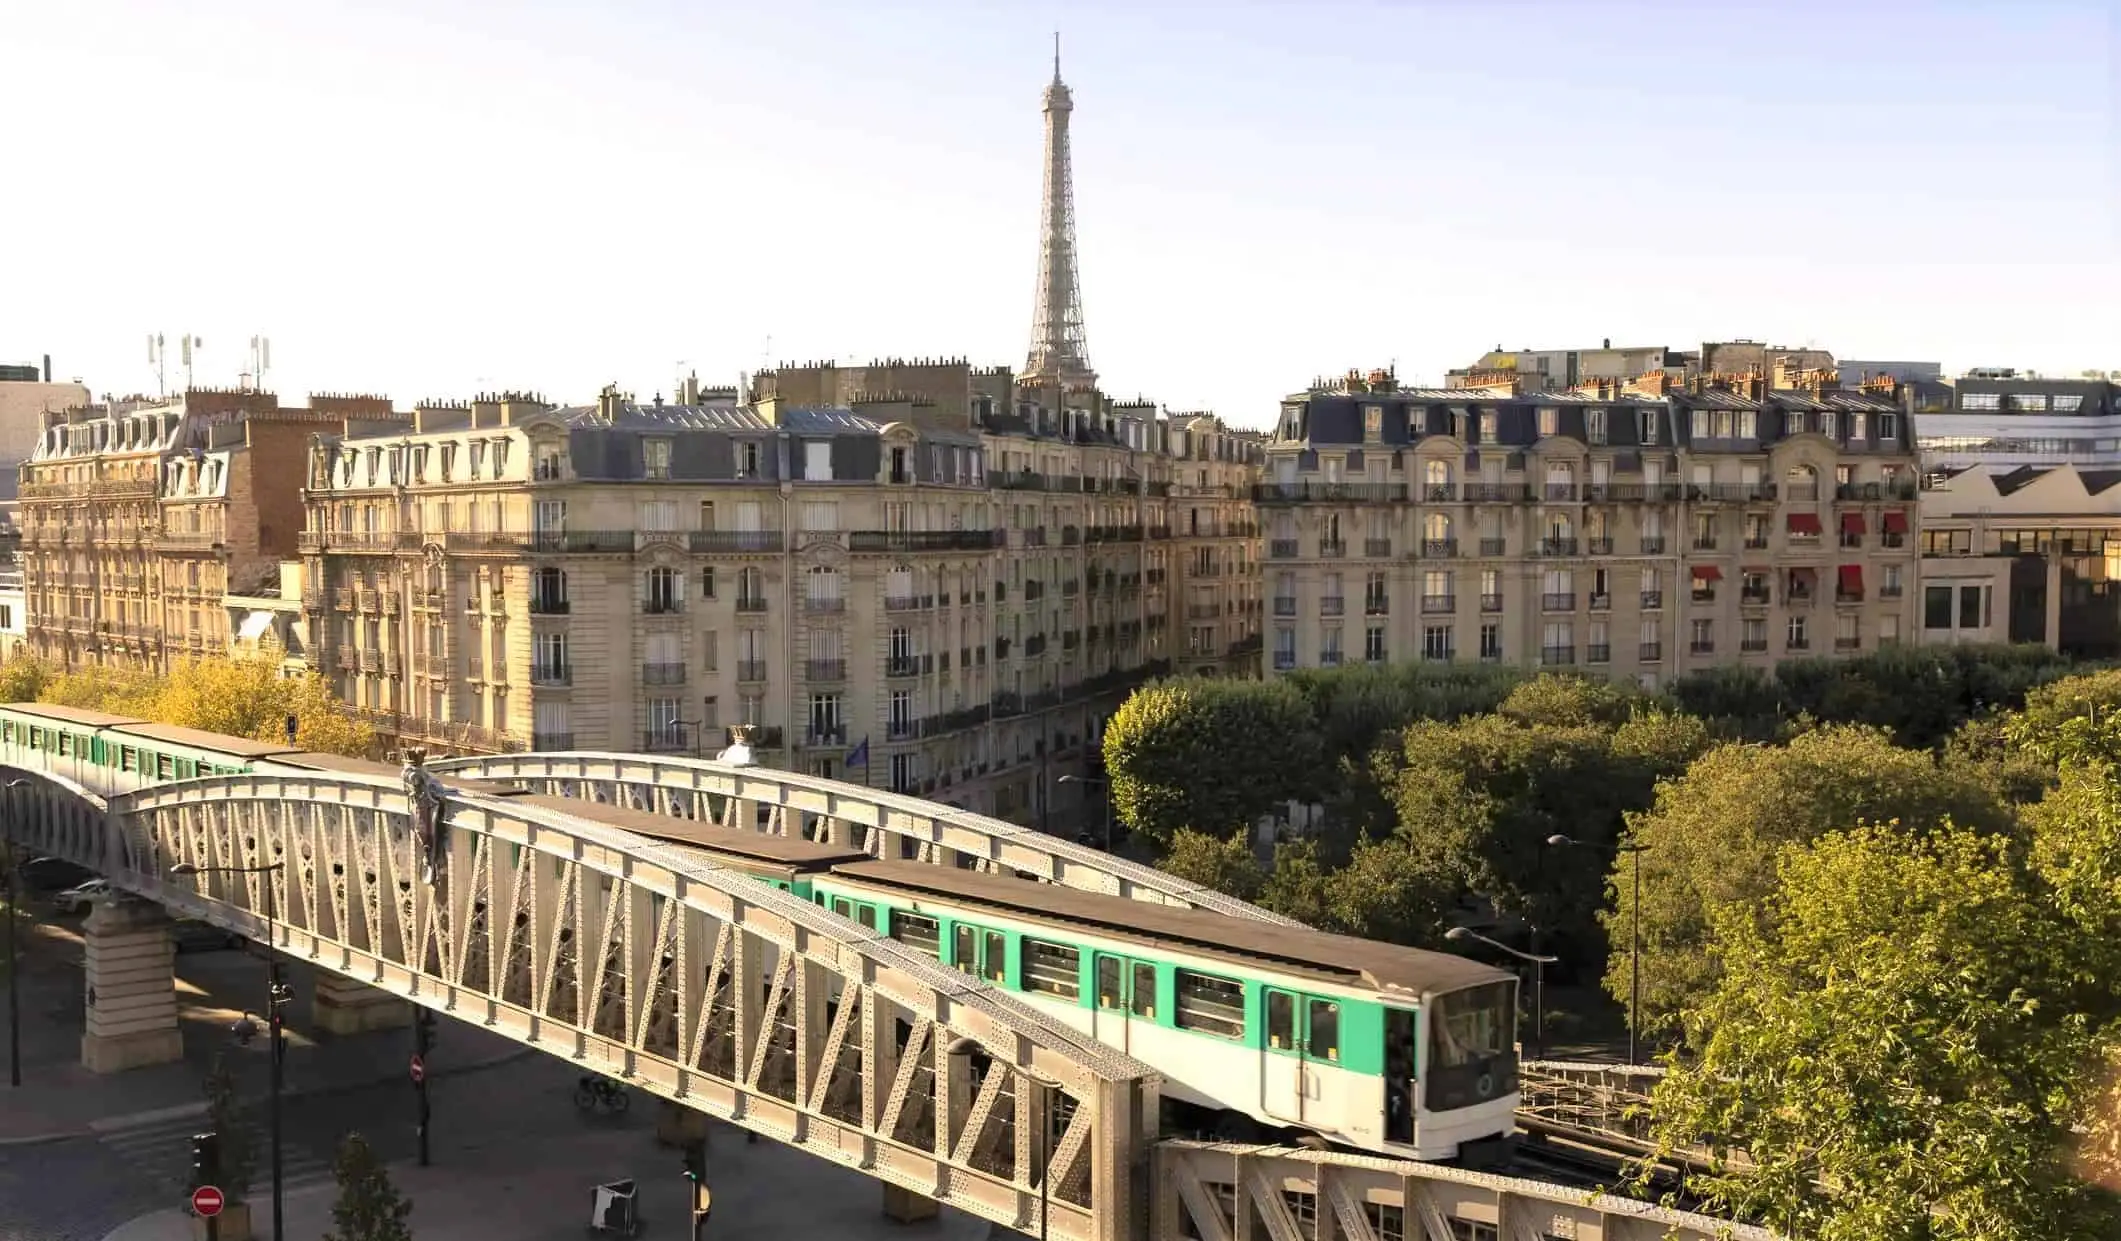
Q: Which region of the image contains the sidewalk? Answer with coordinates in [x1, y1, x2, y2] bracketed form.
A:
[101, 1112, 1003, 1241]
[1, 914, 528, 1146]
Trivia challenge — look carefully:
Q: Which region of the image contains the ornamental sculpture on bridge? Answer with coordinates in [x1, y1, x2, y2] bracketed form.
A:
[401, 746, 449, 884]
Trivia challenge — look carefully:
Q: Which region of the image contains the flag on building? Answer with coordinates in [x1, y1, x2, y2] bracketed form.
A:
[847, 737, 871, 769]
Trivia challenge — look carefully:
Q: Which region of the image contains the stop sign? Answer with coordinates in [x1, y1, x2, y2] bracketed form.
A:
[192, 1186, 225, 1218]
[409, 1054, 425, 1084]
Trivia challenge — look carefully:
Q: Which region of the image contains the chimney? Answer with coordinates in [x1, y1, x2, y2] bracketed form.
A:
[1602, 338, 1611, 350]
[597, 384, 622, 423]
[42, 354, 50, 382]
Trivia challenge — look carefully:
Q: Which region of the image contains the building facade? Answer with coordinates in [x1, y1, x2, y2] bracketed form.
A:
[18, 389, 390, 672]
[1916, 464, 2121, 657]
[1259, 368, 1922, 686]
[1913, 373, 2121, 471]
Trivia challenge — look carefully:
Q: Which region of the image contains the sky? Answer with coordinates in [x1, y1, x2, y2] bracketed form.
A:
[3, 0, 2116, 428]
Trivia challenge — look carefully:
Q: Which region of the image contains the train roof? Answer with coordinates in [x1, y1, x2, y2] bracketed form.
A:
[106, 722, 299, 759]
[829, 859, 1512, 1000]
[1, 702, 148, 729]
[262, 752, 531, 798]
[507, 794, 870, 872]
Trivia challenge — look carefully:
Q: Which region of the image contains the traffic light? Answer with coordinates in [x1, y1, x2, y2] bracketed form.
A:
[681, 1140, 706, 1183]
[190, 1131, 221, 1190]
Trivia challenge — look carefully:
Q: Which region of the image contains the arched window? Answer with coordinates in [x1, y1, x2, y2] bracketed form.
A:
[1785, 463, 1819, 499]
[1423, 458, 1453, 500]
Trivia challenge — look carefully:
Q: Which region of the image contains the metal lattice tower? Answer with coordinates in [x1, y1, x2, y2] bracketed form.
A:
[1022, 34, 1097, 390]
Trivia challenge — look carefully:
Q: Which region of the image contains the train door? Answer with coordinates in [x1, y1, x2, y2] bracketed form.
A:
[1261, 987, 1305, 1122]
[1091, 954, 1128, 1048]
[1384, 1006, 1417, 1145]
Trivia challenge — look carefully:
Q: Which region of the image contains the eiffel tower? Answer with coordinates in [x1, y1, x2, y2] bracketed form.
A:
[1021, 34, 1097, 392]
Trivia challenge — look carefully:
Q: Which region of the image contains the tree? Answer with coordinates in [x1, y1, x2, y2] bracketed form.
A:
[1102, 679, 1321, 846]
[202, 1053, 255, 1206]
[1645, 826, 2121, 1240]
[1155, 829, 1264, 903]
[322, 1133, 414, 1241]
[0, 655, 54, 704]
[1604, 725, 2014, 1040]
[151, 657, 374, 757]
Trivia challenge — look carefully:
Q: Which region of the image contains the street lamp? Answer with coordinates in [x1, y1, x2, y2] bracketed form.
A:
[3, 777, 33, 1088]
[1547, 833, 1652, 1066]
[172, 860, 290, 1241]
[1444, 926, 1557, 1059]
[947, 1036, 1057, 1241]
[1055, 775, 1112, 851]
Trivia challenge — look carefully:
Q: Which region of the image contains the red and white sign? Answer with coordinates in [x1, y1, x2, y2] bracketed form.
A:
[409, 1054, 425, 1085]
[192, 1186, 225, 1218]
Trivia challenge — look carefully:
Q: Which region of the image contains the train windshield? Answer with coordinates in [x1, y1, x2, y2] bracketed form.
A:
[1427, 981, 1515, 1069]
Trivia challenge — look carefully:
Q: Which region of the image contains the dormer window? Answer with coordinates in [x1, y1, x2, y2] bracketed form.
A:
[412, 445, 429, 481]
[469, 441, 486, 477]
[739, 442, 760, 478]
[440, 443, 458, 480]
[644, 438, 672, 480]
[1537, 407, 1559, 438]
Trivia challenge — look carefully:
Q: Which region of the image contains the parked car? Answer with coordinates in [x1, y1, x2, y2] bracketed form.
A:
[51, 879, 113, 914]
[16, 856, 95, 893]
[171, 919, 243, 954]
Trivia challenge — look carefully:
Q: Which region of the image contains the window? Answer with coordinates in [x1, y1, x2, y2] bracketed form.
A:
[1480, 623, 1501, 659]
[1130, 962, 1157, 1018]
[700, 566, 716, 599]
[1023, 940, 1081, 999]
[799, 501, 839, 533]
[1925, 585, 1952, 630]
[953, 925, 977, 975]
[646, 566, 682, 612]
[1365, 624, 1386, 663]
[1422, 625, 1451, 660]
[1267, 991, 1297, 1050]
[1096, 957, 1124, 1009]
[1537, 407, 1558, 438]
[1691, 618, 1714, 652]
[1585, 408, 1607, 445]
[890, 912, 940, 958]
[1175, 970, 1245, 1039]
[739, 442, 761, 477]
[1308, 999, 1340, 1061]
[644, 439, 672, 479]
[1960, 584, 1985, 629]
[803, 440, 834, 479]
[982, 930, 1006, 984]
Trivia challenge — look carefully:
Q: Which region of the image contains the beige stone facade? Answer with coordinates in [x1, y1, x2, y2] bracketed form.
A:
[1916, 464, 2121, 656]
[1260, 369, 1922, 686]
[18, 389, 390, 673]
[298, 374, 1262, 826]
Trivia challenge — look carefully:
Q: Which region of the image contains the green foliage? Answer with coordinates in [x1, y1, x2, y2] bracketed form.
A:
[0, 655, 55, 704]
[1155, 829, 1264, 903]
[151, 657, 375, 757]
[2005, 668, 2121, 770]
[202, 1053, 255, 1205]
[1604, 726, 2012, 1038]
[322, 1133, 414, 1241]
[1647, 826, 2121, 1239]
[1103, 678, 1320, 846]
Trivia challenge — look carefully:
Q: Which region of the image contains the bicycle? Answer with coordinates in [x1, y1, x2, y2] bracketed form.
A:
[574, 1075, 631, 1115]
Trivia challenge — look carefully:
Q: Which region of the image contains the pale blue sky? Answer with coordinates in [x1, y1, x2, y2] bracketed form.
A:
[4, 1, 2115, 427]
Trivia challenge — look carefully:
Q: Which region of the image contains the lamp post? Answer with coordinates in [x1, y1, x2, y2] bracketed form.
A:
[3, 777, 32, 1089]
[1444, 926, 1557, 1059]
[1055, 774, 1111, 851]
[173, 860, 290, 1241]
[1547, 833, 1651, 1065]
[947, 1036, 1056, 1241]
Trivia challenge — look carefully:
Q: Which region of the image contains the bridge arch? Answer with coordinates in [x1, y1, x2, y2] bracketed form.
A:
[3, 769, 1158, 1241]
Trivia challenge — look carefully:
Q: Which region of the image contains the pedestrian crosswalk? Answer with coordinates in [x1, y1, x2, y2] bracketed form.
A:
[91, 1104, 334, 1197]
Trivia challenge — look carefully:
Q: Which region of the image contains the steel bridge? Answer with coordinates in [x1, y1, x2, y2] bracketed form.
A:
[0, 750, 1776, 1241]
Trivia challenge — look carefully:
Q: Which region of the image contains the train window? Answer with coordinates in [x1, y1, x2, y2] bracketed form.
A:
[1, 721, 11, 742]
[1307, 1000, 1341, 1062]
[1022, 940, 1080, 1000]
[953, 925, 977, 975]
[120, 748, 137, 773]
[981, 930, 1006, 984]
[855, 904, 877, 931]
[1130, 963, 1157, 1019]
[1174, 970, 1245, 1040]
[1266, 991, 1296, 1050]
[57, 733, 72, 757]
[1095, 957, 1123, 1010]
[831, 898, 854, 920]
[157, 754, 174, 780]
[890, 912, 940, 958]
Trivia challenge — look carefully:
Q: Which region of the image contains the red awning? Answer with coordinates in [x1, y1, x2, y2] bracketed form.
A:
[1841, 512, 1866, 535]
[1693, 565, 1723, 582]
[1838, 565, 1864, 592]
[1883, 509, 1909, 535]
[1787, 513, 1823, 535]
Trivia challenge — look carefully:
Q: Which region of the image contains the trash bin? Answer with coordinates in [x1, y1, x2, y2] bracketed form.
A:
[589, 1179, 640, 1236]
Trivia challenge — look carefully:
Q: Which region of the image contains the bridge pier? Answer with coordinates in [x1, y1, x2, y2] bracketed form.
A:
[309, 974, 413, 1035]
[80, 899, 185, 1074]
[880, 1183, 941, 1224]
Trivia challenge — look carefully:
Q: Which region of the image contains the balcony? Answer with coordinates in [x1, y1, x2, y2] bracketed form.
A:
[358, 649, 381, 673]
[1589, 592, 1611, 611]
[1690, 641, 1716, 655]
[532, 731, 576, 751]
[1024, 581, 1045, 601]
[1364, 538, 1393, 557]
[805, 659, 848, 681]
[737, 660, 768, 682]
[1318, 651, 1344, 667]
[1544, 484, 1578, 501]
[1741, 638, 1768, 653]
[1273, 652, 1296, 671]
[642, 599, 683, 615]
[1422, 538, 1458, 557]
[1837, 636, 1862, 651]
[850, 529, 1004, 553]
[690, 530, 785, 554]
[1640, 642, 1663, 661]
[1541, 646, 1576, 666]
[531, 664, 572, 688]
[1788, 638, 1812, 652]
[805, 726, 849, 748]
[1480, 592, 1503, 612]
[884, 594, 927, 612]
[1542, 592, 1575, 611]
[1025, 635, 1047, 656]
[1540, 538, 1579, 557]
[1836, 480, 1919, 501]
[1788, 590, 1816, 608]
[1587, 538, 1614, 555]
[1319, 540, 1347, 558]
[1464, 483, 1532, 503]
[642, 661, 687, 685]
[1745, 536, 1771, 551]
[1881, 583, 1904, 599]
[1252, 481, 1408, 503]
[1273, 596, 1297, 617]
[530, 530, 636, 554]
[1836, 590, 1865, 604]
[887, 717, 929, 741]
[736, 595, 769, 613]
[1190, 603, 1223, 619]
[887, 654, 933, 678]
[1639, 590, 1663, 609]
[1741, 588, 1772, 605]
[1691, 536, 1718, 551]
[1320, 597, 1346, 617]
[1364, 595, 1389, 616]
[530, 595, 570, 615]
[802, 597, 846, 614]
[1641, 537, 1667, 554]
[1421, 594, 1455, 614]
[1691, 587, 1717, 604]
[1480, 537, 1507, 556]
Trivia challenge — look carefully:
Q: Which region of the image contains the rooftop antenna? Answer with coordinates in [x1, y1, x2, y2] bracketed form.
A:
[179, 334, 201, 392]
[148, 334, 166, 397]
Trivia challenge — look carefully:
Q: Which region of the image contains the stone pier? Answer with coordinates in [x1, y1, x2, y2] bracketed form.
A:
[880, 1183, 941, 1224]
[80, 899, 185, 1073]
[310, 972, 412, 1035]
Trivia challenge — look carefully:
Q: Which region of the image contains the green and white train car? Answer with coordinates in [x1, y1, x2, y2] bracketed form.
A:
[0, 705, 270, 796]
[811, 860, 1520, 1164]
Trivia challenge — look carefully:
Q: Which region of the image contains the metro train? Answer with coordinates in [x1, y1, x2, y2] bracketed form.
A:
[0, 700, 1520, 1164]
